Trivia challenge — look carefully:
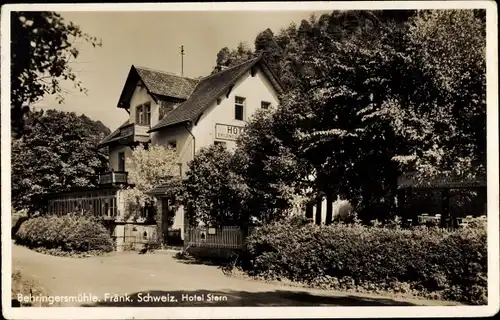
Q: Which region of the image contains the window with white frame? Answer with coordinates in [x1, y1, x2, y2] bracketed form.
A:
[235, 96, 245, 121]
[136, 102, 151, 125]
[261, 101, 271, 110]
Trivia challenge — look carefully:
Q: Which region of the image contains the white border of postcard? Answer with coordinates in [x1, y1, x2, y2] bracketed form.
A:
[2, 1, 499, 319]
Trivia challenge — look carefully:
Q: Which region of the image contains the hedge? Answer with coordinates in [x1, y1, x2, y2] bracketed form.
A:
[15, 214, 114, 254]
[244, 217, 487, 304]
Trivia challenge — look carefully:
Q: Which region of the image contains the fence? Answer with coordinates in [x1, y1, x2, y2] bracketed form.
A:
[185, 226, 251, 249]
[113, 224, 159, 251]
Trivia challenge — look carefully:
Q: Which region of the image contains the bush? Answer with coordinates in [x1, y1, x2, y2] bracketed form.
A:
[16, 214, 114, 254]
[244, 217, 487, 304]
[12, 216, 30, 240]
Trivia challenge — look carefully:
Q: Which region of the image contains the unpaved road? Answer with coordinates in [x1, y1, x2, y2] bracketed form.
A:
[11, 244, 459, 307]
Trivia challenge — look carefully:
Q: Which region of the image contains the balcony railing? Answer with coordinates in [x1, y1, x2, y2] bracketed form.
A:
[99, 171, 128, 185]
[119, 123, 150, 144]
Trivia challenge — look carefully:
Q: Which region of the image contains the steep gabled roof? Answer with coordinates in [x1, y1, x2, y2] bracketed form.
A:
[149, 54, 284, 132]
[117, 66, 198, 109]
[134, 66, 199, 99]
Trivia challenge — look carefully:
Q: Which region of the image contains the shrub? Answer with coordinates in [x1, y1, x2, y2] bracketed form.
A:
[244, 217, 487, 304]
[11, 216, 30, 240]
[16, 214, 114, 254]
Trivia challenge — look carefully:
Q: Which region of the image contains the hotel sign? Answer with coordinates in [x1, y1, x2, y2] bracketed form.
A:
[215, 124, 245, 141]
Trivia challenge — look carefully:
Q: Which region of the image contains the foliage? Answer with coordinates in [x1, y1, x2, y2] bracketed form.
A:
[211, 42, 255, 74]
[15, 214, 114, 254]
[122, 144, 181, 221]
[394, 9, 486, 178]
[235, 110, 311, 223]
[183, 144, 249, 227]
[236, 11, 414, 222]
[11, 109, 110, 214]
[11, 11, 102, 137]
[244, 218, 487, 304]
[214, 10, 485, 222]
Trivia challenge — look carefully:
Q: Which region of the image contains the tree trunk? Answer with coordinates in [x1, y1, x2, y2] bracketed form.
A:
[315, 197, 323, 225]
[325, 193, 333, 225]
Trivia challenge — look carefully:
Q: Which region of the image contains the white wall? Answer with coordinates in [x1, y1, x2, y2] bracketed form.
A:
[313, 198, 354, 224]
[151, 64, 280, 172]
[108, 80, 159, 171]
[129, 81, 160, 127]
[150, 125, 193, 177]
[193, 65, 280, 152]
[144, 65, 281, 235]
[109, 145, 132, 171]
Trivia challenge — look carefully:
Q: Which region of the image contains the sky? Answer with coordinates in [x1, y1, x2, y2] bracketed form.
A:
[33, 10, 331, 132]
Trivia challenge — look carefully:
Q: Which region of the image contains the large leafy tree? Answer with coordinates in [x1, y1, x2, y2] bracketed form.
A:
[11, 109, 110, 214]
[235, 110, 311, 223]
[183, 144, 249, 228]
[209, 9, 486, 223]
[11, 11, 102, 137]
[395, 9, 486, 179]
[237, 11, 415, 222]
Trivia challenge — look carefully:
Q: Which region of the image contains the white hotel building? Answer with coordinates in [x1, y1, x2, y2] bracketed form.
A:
[46, 54, 284, 250]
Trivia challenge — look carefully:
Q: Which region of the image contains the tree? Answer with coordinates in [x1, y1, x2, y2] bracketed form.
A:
[11, 11, 102, 138]
[400, 9, 486, 179]
[262, 11, 415, 222]
[11, 109, 111, 214]
[254, 28, 282, 79]
[215, 47, 231, 67]
[122, 144, 181, 222]
[235, 110, 311, 223]
[211, 42, 255, 74]
[210, 9, 485, 223]
[183, 144, 249, 227]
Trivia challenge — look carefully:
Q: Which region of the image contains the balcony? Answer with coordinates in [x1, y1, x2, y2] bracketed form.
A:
[99, 171, 128, 185]
[117, 123, 150, 145]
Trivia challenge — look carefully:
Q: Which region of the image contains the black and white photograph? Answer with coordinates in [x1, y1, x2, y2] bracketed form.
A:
[1, 1, 498, 319]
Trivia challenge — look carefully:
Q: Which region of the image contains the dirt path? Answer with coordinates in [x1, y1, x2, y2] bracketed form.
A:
[11, 244, 459, 307]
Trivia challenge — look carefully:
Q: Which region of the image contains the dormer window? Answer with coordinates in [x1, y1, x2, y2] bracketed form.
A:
[136, 102, 151, 125]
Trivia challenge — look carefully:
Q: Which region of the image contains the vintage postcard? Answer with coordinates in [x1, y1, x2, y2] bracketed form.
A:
[1, 1, 498, 319]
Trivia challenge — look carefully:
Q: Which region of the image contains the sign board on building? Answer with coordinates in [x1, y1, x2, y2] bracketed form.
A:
[215, 124, 245, 141]
[208, 227, 216, 235]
